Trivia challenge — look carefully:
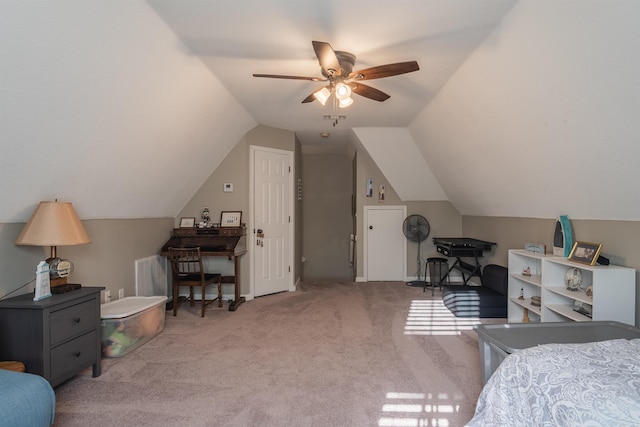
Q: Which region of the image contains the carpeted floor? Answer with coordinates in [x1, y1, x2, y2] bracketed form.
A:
[53, 281, 505, 426]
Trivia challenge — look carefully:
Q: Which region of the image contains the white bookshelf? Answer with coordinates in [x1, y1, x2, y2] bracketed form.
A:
[508, 250, 546, 323]
[508, 249, 636, 325]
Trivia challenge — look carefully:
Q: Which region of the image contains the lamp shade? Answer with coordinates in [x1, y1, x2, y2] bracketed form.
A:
[313, 87, 331, 106]
[338, 97, 353, 108]
[334, 82, 352, 100]
[15, 201, 91, 247]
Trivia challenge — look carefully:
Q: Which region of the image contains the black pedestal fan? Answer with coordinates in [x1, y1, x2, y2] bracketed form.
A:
[403, 214, 431, 287]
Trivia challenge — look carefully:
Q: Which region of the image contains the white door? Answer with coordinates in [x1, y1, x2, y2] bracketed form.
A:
[364, 206, 406, 281]
[251, 146, 293, 297]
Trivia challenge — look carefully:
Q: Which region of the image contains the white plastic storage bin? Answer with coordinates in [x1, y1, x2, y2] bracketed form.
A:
[101, 296, 167, 357]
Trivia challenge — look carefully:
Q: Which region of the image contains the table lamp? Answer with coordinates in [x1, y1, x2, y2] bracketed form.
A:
[15, 200, 91, 290]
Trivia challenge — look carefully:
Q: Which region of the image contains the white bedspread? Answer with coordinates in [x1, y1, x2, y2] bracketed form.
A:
[467, 338, 640, 427]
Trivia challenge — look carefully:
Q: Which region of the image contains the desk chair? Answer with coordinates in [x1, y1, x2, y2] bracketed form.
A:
[424, 257, 450, 296]
[168, 247, 222, 317]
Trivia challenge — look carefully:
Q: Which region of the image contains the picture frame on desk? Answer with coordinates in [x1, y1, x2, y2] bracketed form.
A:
[220, 211, 242, 227]
[568, 241, 602, 266]
[179, 217, 196, 228]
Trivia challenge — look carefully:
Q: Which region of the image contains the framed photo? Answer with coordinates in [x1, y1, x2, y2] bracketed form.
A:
[366, 178, 373, 197]
[524, 242, 546, 254]
[220, 211, 242, 227]
[568, 241, 602, 265]
[179, 217, 196, 228]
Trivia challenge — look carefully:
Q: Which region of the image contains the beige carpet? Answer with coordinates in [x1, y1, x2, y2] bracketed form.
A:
[54, 281, 505, 426]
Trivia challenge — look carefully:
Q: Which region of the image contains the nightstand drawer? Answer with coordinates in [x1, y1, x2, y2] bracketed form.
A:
[50, 330, 97, 382]
[50, 300, 96, 345]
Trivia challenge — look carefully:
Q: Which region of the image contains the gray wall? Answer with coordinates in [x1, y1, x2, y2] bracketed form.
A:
[463, 216, 640, 326]
[301, 152, 353, 281]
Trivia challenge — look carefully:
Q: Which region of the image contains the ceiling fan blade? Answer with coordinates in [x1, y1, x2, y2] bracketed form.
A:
[350, 83, 390, 102]
[312, 41, 341, 77]
[301, 85, 331, 104]
[301, 93, 316, 103]
[253, 73, 324, 82]
[349, 61, 419, 81]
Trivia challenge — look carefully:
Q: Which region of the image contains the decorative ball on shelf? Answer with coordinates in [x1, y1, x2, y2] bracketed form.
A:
[565, 267, 583, 291]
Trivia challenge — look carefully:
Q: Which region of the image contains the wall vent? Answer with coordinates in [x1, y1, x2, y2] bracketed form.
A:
[135, 255, 169, 298]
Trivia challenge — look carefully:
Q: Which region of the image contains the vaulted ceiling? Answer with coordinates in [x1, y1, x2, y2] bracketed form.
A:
[147, 0, 517, 146]
[2, 1, 640, 222]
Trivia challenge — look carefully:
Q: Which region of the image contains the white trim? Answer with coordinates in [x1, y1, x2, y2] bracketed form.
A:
[249, 145, 295, 299]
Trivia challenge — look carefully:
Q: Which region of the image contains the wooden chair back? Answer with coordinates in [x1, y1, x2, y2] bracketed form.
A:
[168, 247, 205, 283]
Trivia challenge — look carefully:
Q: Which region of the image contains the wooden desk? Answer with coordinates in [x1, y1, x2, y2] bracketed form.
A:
[161, 226, 247, 311]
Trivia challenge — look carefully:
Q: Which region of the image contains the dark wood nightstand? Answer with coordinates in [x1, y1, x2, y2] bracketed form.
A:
[0, 287, 104, 387]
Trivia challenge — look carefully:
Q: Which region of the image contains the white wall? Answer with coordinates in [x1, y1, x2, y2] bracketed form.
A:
[352, 127, 447, 201]
[410, 0, 640, 220]
[0, 1, 256, 222]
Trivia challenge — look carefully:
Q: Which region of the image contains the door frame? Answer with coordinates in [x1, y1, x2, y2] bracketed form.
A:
[249, 145, 295, 299]
[363, 205, 407, 282]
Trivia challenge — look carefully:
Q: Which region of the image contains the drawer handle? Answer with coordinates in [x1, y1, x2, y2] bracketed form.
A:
[73, 351, 81, 358]
[73, 317, 81, 323]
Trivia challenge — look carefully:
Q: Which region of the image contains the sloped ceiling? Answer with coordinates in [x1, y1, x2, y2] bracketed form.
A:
[410, 0, 640, 220]
[147, 0, 517, 147]
[2, 1, 640, 223]
[0, 1, 256, 221]
[352, 128, 447, 201]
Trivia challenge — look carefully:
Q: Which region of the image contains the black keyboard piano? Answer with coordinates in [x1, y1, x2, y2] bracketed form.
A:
[432, 237, 496, 284]
[160, 226, 247, 311]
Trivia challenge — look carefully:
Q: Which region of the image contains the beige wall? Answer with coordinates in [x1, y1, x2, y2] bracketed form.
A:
[463, 216, 640, 326]
[301, 152, 353, 281]
[354, 144, 462, 279]
[294, 137, 303, 286]
[0, 218, 173, 301]
[4, 124, 637, 329]
[1, 222, 54, 298]
[178, 125, 300, 296]
[0, 125, 299, 303]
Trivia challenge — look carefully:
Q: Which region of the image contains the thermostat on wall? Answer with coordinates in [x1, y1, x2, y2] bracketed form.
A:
[223, 183, 233, 192]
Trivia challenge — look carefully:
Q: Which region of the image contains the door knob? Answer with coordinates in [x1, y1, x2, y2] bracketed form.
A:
[369, 226, 373, 230]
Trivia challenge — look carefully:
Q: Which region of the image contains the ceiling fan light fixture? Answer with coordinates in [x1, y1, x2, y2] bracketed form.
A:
[335, 82, 352, 100]
[314, 87, 331, 105]
[338, 96, 353, 109]
[253, 42, 419, 105]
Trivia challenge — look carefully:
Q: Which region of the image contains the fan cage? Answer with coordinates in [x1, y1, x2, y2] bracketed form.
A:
[403, 215, 431, 286]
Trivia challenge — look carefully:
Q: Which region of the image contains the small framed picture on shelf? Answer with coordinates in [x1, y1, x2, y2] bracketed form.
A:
[568, 241, 602, 265]
[179, 217, 196, 228]
[524, 242, 545, 254]
[220, 211, 242, 227]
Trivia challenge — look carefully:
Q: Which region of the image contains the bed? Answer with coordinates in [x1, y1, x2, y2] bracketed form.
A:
[467, 338, 640, 427]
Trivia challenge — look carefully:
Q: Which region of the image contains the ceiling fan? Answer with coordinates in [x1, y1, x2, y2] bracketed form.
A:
[253, 41, 419, 108]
